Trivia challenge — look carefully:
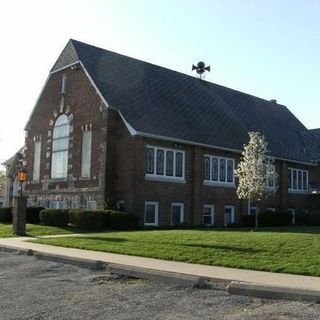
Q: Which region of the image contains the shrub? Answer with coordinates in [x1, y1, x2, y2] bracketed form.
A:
[303, 211, 320, 226]
[241, 214, 255, 227]
[0, 207, 12, 223]
[259, 212, 292, 227]
[108, 210, 139, 229]
[39, 209, 69, 226]
[26, 206, 45, 224]
[242, 212, 292, 227]
[69, 209, 110, 229]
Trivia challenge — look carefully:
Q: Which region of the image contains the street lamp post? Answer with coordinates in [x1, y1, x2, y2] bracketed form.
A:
[13, 168, 27, 236]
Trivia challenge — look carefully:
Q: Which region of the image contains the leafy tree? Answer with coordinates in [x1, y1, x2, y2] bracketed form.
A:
[236, 132, 277, 230]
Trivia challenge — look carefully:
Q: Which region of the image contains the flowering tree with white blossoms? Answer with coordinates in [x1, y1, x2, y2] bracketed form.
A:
[236, 132, 277, 230]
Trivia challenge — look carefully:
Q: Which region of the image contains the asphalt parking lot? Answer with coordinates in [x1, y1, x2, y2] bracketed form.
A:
[0, 251, 320, 320]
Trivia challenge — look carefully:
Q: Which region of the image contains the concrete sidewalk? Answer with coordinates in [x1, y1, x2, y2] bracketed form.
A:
[0, 235, 320, 293]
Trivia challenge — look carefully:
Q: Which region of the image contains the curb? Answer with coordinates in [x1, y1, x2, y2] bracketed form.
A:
[34, 252, 106, 270]
[227, 281, 320, 303]
[0, 244, 34, 256]
[107, 263, 205, 287]
[0, 244, 106, 270]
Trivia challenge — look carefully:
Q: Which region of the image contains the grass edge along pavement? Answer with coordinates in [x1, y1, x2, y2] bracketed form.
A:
[0, 223, 101, 238]
[32, 227, 320, 277]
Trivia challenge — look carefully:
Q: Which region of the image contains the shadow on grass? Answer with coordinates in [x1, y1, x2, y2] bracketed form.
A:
[183, 243, 261, 253]
[75, 236, 128, 243]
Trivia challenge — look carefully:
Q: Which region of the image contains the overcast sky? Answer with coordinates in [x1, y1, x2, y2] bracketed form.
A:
[0, 0, 319, 168]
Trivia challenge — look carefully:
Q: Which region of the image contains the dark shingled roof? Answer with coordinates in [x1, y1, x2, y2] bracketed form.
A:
[300, 129, 320, 160]
[50, 39, 318, 163]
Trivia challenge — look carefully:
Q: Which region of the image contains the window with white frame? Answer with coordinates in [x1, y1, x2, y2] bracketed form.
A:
[49, 201, 66, 209]
[71, 201, 80, 209]
[250, 206, 257, 215]
[144, 202, 159, 226]
[146, 146, 185, 181]
[51, 114, 69, 178]
[171, 203, 184, 224]
[33, 141, 41, 181]
[288, 168, 308, 192]
[224, 205, 235, 226]
[203, 205, 214, 225]
[86, 201, 97, 210]
[116, 200, 125, 211]
[204, 155, 235, 185]
[81, 130, 92, 177]
[266, 164, 276, 189]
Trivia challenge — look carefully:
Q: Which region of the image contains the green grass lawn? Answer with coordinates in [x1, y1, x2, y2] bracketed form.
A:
[32, 227, 320, 276]
[0, 223, 81, 237]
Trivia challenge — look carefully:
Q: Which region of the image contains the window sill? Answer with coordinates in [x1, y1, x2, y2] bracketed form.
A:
[79, 177, 91, 181]
[145, 175, 186, 184]
[204, 180, 235, 188]
[288, 189, 309, 194]
[144, 223, 158, 226]
[47, 178, 68, 183]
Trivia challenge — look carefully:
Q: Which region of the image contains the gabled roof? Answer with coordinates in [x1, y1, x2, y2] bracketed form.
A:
[46, 39, 316, 163]
[300, 129, 320, 161]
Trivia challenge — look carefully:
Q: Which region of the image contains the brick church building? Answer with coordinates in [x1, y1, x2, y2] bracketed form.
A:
[16, 39, 320, 226]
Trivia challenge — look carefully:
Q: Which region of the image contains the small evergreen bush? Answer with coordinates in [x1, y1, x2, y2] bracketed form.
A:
[69, 209, 109, 229]
[0, 207, 12, 223]
[108, 210, 139, 229]
[26, 206, 45, 224]
[39, 209, 69, 226]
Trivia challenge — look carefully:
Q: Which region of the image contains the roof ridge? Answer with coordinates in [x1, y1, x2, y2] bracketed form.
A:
[69, 39, 292, 110]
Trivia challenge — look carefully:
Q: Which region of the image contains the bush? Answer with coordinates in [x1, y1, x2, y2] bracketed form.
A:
[242, 211, 292, 227]
[39, 209, 69, 226]
[306, 211, 320, 226]
[0, 207, 12, 223]
[108, 210, 139, 229]
[26, 206, 45, 224]
[241, 214, 255, 227]
[69, 209, 109, 229]
[259, 212, 292, 227]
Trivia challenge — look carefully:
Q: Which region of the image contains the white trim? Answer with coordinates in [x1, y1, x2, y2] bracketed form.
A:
[266, 207, 276, 212]
[288, 167, 309, 193]
[79, 61, 110, 109]
[204, 155, 235, 186]
[224, 205, 235, 226]
[50, 61, 81, 74]
[144, 201, 159, 226]
[146, 145, 186, 181]
[24, 74, 51, 130]
[171, 203, 184, 224]
[145, 176, 186, 183]
[203, 204, 215, 226]
[118, 110, 138, 136]
[125, 129, 316, 166]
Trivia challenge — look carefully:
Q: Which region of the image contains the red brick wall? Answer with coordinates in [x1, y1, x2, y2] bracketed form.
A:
[24, 65, 106, 206]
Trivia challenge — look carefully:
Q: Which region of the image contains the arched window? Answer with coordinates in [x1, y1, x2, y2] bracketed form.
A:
[51, 114, 69, 178]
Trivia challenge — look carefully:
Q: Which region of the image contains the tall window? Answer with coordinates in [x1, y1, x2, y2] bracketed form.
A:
[288, 168, 308, 192]
[33, 141, 41, 181]
[51, 114, 69, 178]
[146, 146, 185, 181]
[81, 130, 92, 177]
[204, 155, 235, 185]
